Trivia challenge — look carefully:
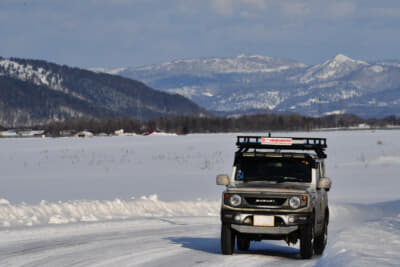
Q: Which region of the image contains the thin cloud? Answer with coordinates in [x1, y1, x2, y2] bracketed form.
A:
[211, 0, 234, 16]
[371, 7, 400, 17]
[281, 2, 311, 17]
[209, 0, 267, 16]
[280, 1, 356, 19]
[1, 0, 399, 67]
[327, 2, 356, 18]
[240, 0, 267, 9]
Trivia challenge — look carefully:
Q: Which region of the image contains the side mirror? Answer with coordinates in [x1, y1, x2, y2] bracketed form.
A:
[216, 174, 230, 186]
[318, 177, 332, 191]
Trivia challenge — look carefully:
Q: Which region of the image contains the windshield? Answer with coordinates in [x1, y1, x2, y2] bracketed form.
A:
[235, 156, 312, 183]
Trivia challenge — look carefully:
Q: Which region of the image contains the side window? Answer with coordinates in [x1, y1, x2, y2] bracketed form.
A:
[318, 162, 323, 178]
[320, 161, 326, 177]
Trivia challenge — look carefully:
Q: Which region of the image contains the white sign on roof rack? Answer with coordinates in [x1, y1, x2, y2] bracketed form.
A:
[261, 137, 292, 146]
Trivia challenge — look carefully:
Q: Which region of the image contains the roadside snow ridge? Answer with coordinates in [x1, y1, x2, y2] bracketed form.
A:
[0, 195, 219, 227]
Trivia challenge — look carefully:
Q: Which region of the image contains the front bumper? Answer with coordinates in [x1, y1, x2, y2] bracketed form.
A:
[221, 209, 311, 234]
[231, 224, 298, 235]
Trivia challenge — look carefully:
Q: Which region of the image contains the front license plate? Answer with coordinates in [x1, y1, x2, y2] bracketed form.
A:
[254, 215, 275, 227]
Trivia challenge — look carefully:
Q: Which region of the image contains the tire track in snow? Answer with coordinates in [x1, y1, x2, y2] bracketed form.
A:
[0, 217, 316, 267]
[1, 201, 399, 266]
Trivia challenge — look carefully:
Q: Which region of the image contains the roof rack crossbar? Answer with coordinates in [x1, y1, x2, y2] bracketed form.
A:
[236, 136, 327, 158]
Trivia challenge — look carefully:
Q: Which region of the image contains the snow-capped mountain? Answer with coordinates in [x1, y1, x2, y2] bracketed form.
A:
[104, 54, 400, 118]
[0, 57, 205, 127]
[133, 54, 307, 74]
[92, 55, 307, 76]
[0, 58, 65, 91]
[298, 54, 369, 83]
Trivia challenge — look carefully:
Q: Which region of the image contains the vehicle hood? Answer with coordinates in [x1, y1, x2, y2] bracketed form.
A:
[227, 182, 311, 194]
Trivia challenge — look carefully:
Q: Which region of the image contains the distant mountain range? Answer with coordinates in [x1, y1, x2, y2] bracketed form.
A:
[0, 57, 205, 127]
[96, 54, 400, 118]
[1, 54, 399, 128]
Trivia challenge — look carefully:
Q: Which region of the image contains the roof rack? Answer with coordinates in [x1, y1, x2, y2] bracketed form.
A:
[236, 136, 327, 158]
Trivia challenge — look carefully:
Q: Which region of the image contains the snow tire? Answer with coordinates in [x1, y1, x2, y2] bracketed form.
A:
[314, 215, 328, 255]
[300, 221, 314, 259]
[221, 223, 235, 255]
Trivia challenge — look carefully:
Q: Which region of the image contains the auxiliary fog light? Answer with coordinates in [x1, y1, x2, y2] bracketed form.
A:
[289, 216, 295, 223]
[243, 217, 253, 225]
[234, 215, 241, 222]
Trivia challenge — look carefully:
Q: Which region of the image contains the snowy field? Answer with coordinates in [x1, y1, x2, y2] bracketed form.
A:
[0, 130, 399, 266]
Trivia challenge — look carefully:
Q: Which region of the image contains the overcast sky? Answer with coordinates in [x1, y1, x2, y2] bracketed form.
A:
[1, 0, 400, 68]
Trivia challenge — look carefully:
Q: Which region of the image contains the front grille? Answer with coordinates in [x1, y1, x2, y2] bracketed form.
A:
[245, 197, 286, 207]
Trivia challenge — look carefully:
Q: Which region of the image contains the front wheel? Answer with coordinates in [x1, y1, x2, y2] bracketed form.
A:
[314, 216, 328, 255]
[221, 223, 235, 255]
[300, 222, 314, 259]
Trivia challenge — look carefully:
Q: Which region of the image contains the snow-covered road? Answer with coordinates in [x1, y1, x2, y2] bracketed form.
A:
[0, 217, 220, 267]
[0, 216, 302, 266]
[1, 201, 399, 266]
[1, 130, 400, 266]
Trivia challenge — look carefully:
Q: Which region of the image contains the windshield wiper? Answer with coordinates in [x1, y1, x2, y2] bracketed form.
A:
[245, 176, 304, 183]
[276, 176, 304, 183]
[244, 176, 269, 182]
[245, 176, 284, 183]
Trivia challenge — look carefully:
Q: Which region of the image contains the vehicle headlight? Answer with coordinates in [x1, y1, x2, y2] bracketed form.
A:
[230, 194, 242, 207]
[289, 196, 301, 209]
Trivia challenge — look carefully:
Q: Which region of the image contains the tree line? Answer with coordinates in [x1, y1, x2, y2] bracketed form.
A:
[21, 113, 400, 136]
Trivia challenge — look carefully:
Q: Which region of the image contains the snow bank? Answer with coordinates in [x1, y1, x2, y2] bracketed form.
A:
[4, 196, 398, 229]
[318, 201, 400, 267]
[0, 195, 219, 227]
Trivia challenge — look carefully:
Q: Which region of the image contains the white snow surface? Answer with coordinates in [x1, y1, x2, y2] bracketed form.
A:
[323, 110, 346, 116]
[1, 131, 400, 266]
[89, 67, 128, 75]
